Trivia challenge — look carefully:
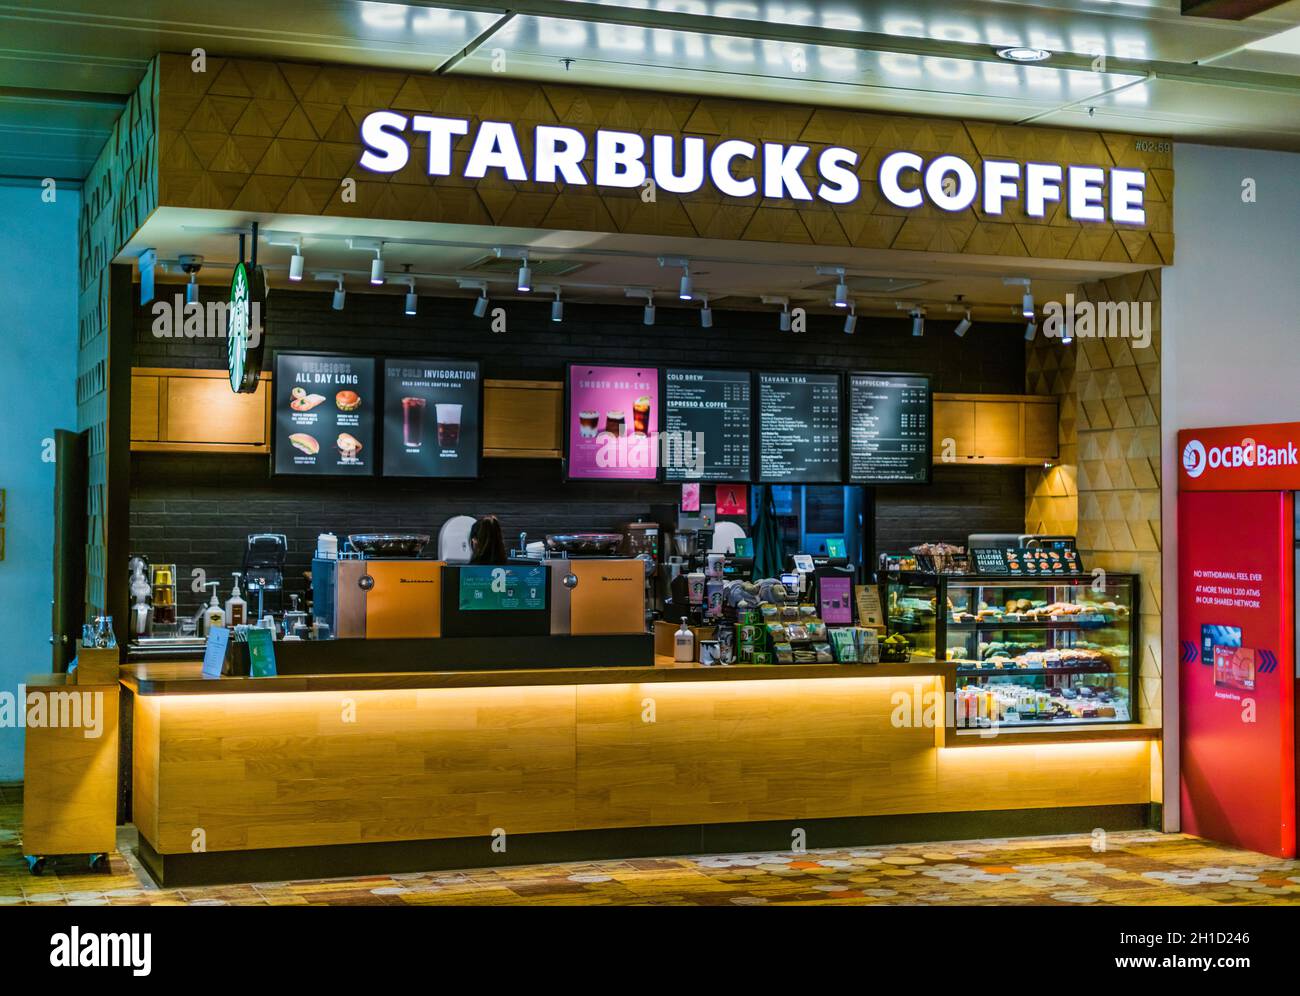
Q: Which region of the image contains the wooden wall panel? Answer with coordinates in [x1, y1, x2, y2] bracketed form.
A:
[1025, 271, 1163, 744]
[78, 58, 158, 621]
[154, 53, 1173, 265]
[138, 677, 1151, 855]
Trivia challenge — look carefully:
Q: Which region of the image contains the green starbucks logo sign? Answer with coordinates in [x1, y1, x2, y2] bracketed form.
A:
[227, 261, 265, 393]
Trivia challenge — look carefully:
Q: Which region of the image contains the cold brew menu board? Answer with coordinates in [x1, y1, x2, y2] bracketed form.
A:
[274, 353, 376, 476]
[567, 365, 660, 480]
[847, 373, 931, 484]
[757, 371, 842, 483]
[663, 367, 752, 482]
[382, 358, 480, 478]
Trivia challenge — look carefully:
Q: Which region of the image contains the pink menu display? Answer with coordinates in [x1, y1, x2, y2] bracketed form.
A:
[567, 365, 660, 480]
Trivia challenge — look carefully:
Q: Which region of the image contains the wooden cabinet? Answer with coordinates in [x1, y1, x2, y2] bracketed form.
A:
[131, 367, 271, 454]
[933, 394, 1058, 466]
[483, 379, 562, 459]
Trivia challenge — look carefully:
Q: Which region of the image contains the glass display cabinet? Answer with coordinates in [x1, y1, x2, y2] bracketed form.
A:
[886, 572, 1138, 727]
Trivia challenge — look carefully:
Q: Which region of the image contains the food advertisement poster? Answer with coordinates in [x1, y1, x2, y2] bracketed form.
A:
[274, 353, 376, 476]
[567, 365, 659, 480]
[382, 358, 480, 478]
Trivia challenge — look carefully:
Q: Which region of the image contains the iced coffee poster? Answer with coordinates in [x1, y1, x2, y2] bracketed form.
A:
[567, 365, 660, 480]
[274, 353, 376, 476]
[382, 358, 480, 478]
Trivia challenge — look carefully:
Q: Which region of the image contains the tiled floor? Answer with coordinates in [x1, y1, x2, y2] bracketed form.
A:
[2, 796, 1298, 905]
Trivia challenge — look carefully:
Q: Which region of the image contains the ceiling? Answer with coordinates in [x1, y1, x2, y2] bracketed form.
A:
[3, 0, 1300, 183]
[123, 205, 1150, 322]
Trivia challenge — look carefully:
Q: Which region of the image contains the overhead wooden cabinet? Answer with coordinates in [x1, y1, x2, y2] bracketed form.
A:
[933, 394, 1059, 466]
[482, 379, 563, 459]
[131, 367, 271, 454]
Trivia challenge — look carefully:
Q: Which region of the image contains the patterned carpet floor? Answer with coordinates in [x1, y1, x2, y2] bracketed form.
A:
[2, 796, 1298, 906]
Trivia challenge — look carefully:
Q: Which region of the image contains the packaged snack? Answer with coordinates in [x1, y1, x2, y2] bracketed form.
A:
[855, 627, 880, 664]
[804, 620, 828, 642]
[784, 623, 810, 642]
[830, 628, 859, 663]
[773, 642, 795, 664]
[812, 642, 835, 663]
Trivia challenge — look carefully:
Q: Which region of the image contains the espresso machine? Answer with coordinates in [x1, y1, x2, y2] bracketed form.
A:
[621, 519, 660, 622]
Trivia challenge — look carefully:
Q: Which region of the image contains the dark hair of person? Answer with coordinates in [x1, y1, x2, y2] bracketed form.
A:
[469, 514, 508, 564]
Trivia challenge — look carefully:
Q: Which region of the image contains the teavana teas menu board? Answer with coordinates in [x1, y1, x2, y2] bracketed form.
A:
[757, 371, 842, 483]
[274, 353, 376, 476]
[663, 367, 752, 482]
[567, 365, 660, 480]
[382, 358, 480, 478]
[847, 373, 932, 484]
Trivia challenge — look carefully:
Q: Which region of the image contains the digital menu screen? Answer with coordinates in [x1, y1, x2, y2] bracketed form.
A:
[663, 367, 751, 482]
[847, 372, 931, 484]
[567, 365, 660, 481]
[274, 353, 376, 476]
[757, 371, 842, 483]
[382, 358, 480, 478]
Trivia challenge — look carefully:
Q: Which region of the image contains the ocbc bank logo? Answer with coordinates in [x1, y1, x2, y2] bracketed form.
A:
[1182, 439, 1207, 479]
[1183, 435, 1293, 479]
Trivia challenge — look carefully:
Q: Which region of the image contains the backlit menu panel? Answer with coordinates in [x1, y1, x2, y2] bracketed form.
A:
[274, 353, 376, 476]
[663, 367, 751, 482]
[382, 358, 480, 478]
[757, 371, 842, 483]
[847, 372, 931, 484]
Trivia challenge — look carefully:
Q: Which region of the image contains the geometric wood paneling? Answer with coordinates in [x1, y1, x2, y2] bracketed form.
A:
[78, 59, 158, 621]
[1025, 270, 1163, 739]
[155, 53, 1174, 264]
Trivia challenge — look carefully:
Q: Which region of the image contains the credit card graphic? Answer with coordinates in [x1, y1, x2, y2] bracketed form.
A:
[1202, 624, 1242, 665]
[1213, 645, 1256, 692]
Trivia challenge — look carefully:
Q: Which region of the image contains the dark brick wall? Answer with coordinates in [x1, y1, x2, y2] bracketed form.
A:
[131, 287, 1026, 615]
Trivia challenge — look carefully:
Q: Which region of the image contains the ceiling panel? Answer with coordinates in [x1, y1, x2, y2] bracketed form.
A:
[1036, 77, 1300, 149]
[550, 0, 1300, 61]
[448, 15, 1145, 116]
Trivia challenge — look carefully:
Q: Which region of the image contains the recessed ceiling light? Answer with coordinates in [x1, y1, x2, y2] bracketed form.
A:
[996, 47, 1052, 63]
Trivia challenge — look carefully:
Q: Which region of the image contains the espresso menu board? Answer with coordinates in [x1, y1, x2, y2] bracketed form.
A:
[382, 358, 480, 478]
[757, 371, 842, 483]
[663, 367, 752, 482]
[274, 353, 376, 476]
[847, 372, 931, 484]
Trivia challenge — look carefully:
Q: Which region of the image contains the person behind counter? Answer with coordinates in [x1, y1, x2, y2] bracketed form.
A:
[469, 514, 508, 564]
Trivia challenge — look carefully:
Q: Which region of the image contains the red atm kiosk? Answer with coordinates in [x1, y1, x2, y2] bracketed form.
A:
[1178, 422, 1300, 857]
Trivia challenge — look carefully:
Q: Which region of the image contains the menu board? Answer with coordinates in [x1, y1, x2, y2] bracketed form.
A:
[663, 367, 752, 482]
[274, 353, 376, 476]
[847, 373, 931, 484]
[382, 358, 480, 478]
[567, 365, 660, 481]
[756, 371, 842, 483]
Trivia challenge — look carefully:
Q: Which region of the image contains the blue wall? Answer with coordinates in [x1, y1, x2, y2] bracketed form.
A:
[0, 183, 80, 781]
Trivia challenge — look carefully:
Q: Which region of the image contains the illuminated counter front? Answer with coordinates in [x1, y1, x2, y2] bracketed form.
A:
[123, 660, 1159, 886]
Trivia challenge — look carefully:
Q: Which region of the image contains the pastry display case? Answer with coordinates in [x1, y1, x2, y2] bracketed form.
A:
[885, 572, 1138, 727]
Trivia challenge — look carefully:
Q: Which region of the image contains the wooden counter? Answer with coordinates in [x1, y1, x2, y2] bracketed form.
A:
[121, 656, 949, 694]
[121, 652, 1161, 885]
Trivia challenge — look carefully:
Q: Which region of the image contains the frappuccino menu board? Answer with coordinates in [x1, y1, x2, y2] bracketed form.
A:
[847, 373, 931, 484]
[663, 367, 752, 482]
[567, 365, 660, 481]
[757, 372, 842, 483]
[382, 358, 480, 478]
[274, 353, 376, 476]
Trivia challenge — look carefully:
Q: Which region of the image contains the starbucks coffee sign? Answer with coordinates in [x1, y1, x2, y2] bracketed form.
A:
[227, 261, 266, 393]
[358, 112, 1148, 225]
